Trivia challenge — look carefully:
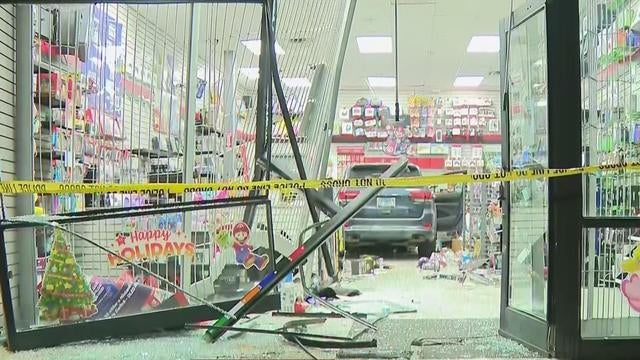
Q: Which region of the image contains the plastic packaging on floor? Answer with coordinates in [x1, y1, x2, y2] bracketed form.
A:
[306, 299, 417, 317]
[418, 248, 501, 285]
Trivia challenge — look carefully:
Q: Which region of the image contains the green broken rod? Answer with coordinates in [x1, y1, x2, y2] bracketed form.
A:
[204, 159, 409, 342]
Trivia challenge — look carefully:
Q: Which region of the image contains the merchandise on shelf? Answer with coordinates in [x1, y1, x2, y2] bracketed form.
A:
[336, 95, 500, 142]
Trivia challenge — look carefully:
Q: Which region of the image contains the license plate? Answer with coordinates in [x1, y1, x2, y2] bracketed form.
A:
[377, 197, 396, 208]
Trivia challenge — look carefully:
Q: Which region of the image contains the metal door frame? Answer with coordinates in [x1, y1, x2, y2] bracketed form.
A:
[499, 0, 550, 353]
[499, 0, 582, 356]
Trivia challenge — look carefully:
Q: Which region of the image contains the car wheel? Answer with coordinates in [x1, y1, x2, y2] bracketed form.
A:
[418, 240, 436, 258]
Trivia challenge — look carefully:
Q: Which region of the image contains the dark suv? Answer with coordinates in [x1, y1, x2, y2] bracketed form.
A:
[339, 164, 437, 256]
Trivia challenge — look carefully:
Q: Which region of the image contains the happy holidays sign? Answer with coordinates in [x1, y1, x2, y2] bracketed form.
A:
[107, 229, 195, 267]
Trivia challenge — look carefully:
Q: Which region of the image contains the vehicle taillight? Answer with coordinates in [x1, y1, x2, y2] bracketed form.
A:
[409, 190, 433, 203]
[423, 223, 432, 230]
[338, 190, 359, 202]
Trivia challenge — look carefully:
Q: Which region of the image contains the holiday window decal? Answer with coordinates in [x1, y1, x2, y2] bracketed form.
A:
[106, 228, 195, 268]
[620, 246, 640, 312]
[232, 222, 268, 270]
[38, 228, 98, 322]
[214, 220, 235, 250]
[214, 221, 269, 270]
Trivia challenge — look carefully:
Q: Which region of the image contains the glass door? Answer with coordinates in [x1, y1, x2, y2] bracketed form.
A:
[500, 0, 550, 353]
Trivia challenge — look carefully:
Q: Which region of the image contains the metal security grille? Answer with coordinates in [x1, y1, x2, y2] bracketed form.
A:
[581, 227, 640, 338]
[580, 0, 640, 339]
[23, 1, 352, 330]
[256, 0, 349, 279]
[33, 3, 193, 290]
[192, 1, 350, 287]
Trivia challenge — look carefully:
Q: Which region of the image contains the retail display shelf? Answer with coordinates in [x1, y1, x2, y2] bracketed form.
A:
[129, 148, 183, 159]
[195, 124, 224, 137]
[92, 132, 126, 141]
[361, 155, 446, 170]
[33, 60, 70, 74]
[36, 149, 79, 160]
[39, 120, 81, 132]
[148, 172, 184, 183]
[194, 149, 224, 157]
[331, 134, 502, 144]
[273, 136, 306, 143]
[33, 95, 83, 110]
[597, 48, 640, 81]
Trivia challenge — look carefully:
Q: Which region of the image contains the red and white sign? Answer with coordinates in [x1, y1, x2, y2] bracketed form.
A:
[107, 229, 195, 268]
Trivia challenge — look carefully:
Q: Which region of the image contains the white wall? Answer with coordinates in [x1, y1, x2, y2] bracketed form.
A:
[0, 3, 17, 336]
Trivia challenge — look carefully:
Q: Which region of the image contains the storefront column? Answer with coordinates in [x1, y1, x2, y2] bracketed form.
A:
[181, 3, 200, 289]
[546, 0, 581, 356]
[15, 4, 36, 328]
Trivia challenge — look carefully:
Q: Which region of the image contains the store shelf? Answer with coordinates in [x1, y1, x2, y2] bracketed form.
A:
[129, 148, 182, 159]
[148, 172, 184, 183]
[196, 124, 224, 137]
[34, 60, 70, 74]
[596, 48, 640, 81]
[92, 132, 126, 141]
[194, 149, 224, 157]
[39, 120, 79, 132]
[361, 155, 446, 170]
[273, 136, 306, 143]
[33, 95, 82, 109]
[36, 149, 75, 160]
[332, 134, 502, 144]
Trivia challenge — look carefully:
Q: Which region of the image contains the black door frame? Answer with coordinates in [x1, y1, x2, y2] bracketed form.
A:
[499, 0, 582, 357]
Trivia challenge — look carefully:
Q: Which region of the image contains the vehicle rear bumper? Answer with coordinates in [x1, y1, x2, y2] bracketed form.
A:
[344, 223, 435, 245]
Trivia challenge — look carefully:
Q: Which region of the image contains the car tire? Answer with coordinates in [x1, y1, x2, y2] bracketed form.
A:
[418, 240, 436, 258]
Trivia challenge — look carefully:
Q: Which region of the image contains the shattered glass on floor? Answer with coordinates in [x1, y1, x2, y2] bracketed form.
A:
[2, 317, 539, 360]
[1, 259, 543, 359]
[346, 318, 538, 359]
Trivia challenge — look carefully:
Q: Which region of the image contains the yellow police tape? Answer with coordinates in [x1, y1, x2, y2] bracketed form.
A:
[0, 162, 638, 195]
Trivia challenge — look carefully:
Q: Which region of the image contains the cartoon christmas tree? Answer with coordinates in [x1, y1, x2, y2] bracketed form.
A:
[38, 228, 97, 322]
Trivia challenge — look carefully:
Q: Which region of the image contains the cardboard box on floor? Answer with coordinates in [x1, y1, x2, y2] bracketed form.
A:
[451, 234, 463, 253]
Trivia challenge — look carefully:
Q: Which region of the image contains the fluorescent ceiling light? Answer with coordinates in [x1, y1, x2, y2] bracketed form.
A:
[282, 77, 311, 87]
[242, 39, 284, 55]
[466, 35, 500, 53]
[453, 76, 484, 87]
[368, 76, 396, 88]
[240, 67, 260, 80]
[357, 36, 392, 54]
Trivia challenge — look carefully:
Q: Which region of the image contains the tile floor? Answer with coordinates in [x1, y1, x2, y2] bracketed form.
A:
[0, 257, 545, 359]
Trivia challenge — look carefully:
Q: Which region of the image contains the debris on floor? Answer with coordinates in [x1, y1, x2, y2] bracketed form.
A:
[349, 318, 538, 359]
[1, 258, 538, 360]
[325, 299, 417, 317]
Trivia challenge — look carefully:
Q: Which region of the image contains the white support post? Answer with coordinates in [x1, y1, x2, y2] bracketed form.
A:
[182, 3, 200, 292]
[15, 4, 36, 328]
[223, 50, 237, 180]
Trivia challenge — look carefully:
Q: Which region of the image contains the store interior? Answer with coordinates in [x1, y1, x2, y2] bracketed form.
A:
[326, 0, 509, 324]
[0, 0, 537, 358]
[1, 0, 640, 359]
